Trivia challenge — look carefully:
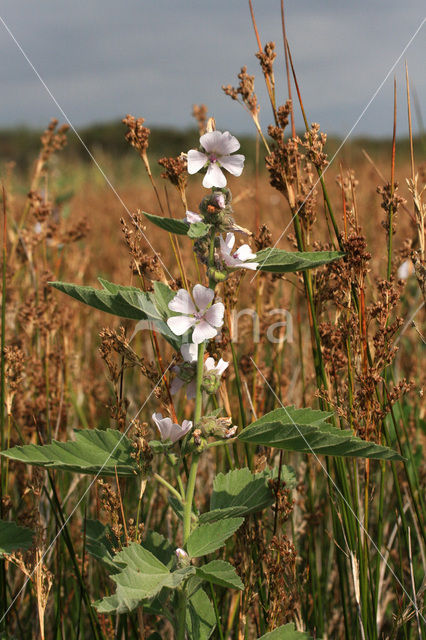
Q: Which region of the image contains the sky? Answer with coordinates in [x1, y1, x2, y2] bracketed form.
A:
[0, 1, 424, 138]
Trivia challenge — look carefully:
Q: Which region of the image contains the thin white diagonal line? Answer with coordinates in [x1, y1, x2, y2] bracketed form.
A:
[249, 357, 425, 624]
[0, 358, 175, 624]
[251, 16, 426, 282]
[0, 15, 175, 283]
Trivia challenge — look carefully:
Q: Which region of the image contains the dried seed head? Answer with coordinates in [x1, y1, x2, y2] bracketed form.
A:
[122, 114, 150, 156]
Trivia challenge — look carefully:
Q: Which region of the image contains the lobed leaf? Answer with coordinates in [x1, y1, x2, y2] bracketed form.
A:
[1, 429, 138, 476]
[186, 518, 243, 558]
[195, 559, 244, 590]
[252, 248, 344, 273]
[238, 406, 403, 461]
[94, 542, 195, 614]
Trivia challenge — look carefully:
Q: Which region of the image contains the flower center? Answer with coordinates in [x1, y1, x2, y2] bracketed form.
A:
[209, 154, 218, 163]
[193, 310, 204, 320]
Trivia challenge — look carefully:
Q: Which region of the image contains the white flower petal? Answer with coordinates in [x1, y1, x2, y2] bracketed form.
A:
[181, 343, 198, 362]
[192, 320, 218, 344]
[216, 359, 229, 376]
[241, 261, 259, 271]
[185, 210, 203, 224]
[204, 302, 225, 328]
[235, 244, 256, 261]
[192, 284, 214, 312]
[203, 163, 227, 188]
[167, 315, 196, 336]
[187, 149, 207, 174]
[220, 154, 245, 176]
[170, 419, 193, 443]
[200, 131, 223, 153]
[180, 420, 193, 436]
[222, 252, 239, 268]
[216, 131, 241, 155]
[204, 357, 216, 372]
[225, 233, 235, 252]
[168, 289, 196, 314]
[152, 413, 174, 441]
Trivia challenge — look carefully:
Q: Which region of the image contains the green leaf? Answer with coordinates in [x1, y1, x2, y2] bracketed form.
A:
[186, 518, 243, 558]
[143, 211, 189, 235]
[94, 542, 195, 614]
[0, 520, 34, 556]
[196, 560, 244, 590]
[198, 506, 247, 524]
[257, 622, 313, 639]
[50, 280, 182, 350]
[1, 429, 138, 476]
[84, 519, 120, 573]
[186, 577, 216, 639]
[187, 222, 211, 239]
[252, 248, 344, 273]
[210, 467, 276, 514]
[51, 280, 155, 320]
[198, 466, 296, 524]
[143, 531, 175, 569]
[238, 406, 403, 461]
[153, 281, 177, 318]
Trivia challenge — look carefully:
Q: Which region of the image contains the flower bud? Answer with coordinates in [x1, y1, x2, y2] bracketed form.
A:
[207, 267, 228, 283]
[202, 371, 222, 394]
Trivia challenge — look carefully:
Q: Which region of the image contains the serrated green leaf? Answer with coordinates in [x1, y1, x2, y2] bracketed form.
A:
[94, 542, 195, 614]
[258, 622, 313, 639]
[50, 280, 182, 350]
[196, 560, 244, 590]
[143, 531, 175, 569]
[1, 429, 138, 476]
[252, 248, 344, 273]
[0, 520, 34, 556]
[186, 577, 216, 639]
[210, 467, 276, 514]
[143, 211, 189, 235]
[187, 222, 211, 239]
[238, 406, 403, 461]
[187, 518, 243, 558]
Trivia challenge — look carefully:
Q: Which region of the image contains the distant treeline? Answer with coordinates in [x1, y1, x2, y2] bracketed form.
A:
[0, 120, 422, 173]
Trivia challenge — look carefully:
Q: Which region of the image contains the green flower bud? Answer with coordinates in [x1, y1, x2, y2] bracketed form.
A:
[201, 371, 222, 394]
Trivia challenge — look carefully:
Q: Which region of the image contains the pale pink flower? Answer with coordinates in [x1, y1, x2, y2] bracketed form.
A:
[167, 284, 224, 344]
[213, 192, 226, 209]
[152, 412, 193, 443]
[184, 210, 203, 224]
[187, 131, 245, 188]
[219, 233, 259, 270]
[204, 357, 229, 377]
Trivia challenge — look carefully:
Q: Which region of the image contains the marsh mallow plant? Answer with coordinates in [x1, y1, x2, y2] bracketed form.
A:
[1, 128, 403, 639]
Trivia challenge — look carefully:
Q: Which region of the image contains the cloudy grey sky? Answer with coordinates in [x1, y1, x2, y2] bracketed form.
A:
[0, 1, 424, 137]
